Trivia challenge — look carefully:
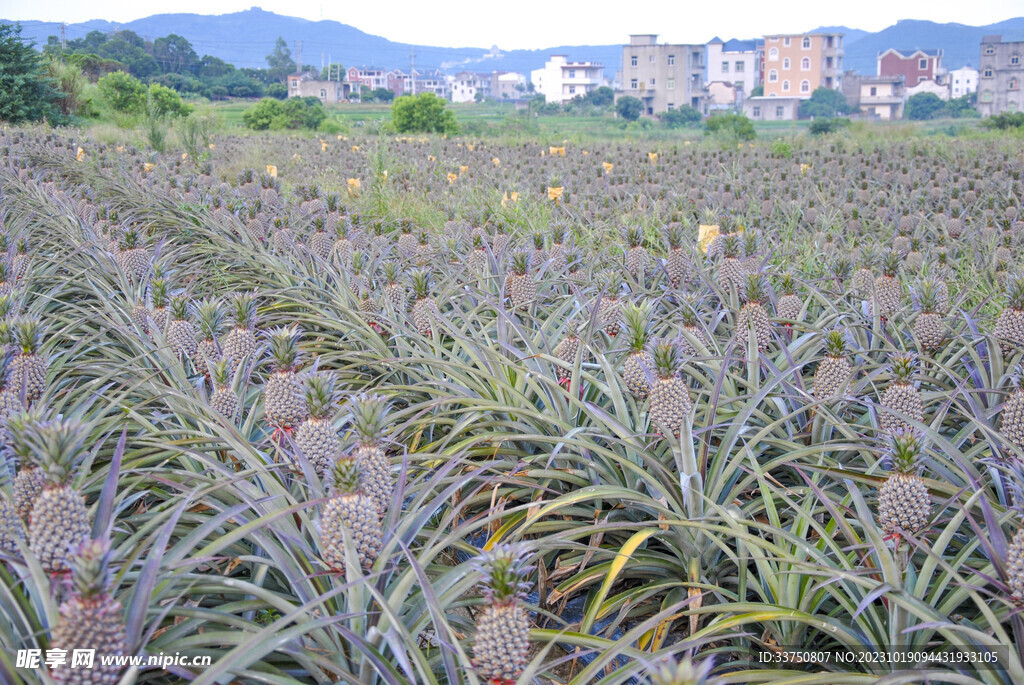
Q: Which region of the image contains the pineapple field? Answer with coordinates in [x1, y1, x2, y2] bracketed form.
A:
[1, 125, 1024, 685]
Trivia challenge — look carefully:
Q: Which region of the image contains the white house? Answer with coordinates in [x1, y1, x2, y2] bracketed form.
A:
[451, 72, 491, 103]
[949, 65, 979, 98]
[706, 37, 760, 100]
[530, 55, 605, 103]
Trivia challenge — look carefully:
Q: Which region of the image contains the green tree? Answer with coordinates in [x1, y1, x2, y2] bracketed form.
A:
[615, 96, 643, 121]
[152, 34, 198, 74]
[98, 70, 147, 114]
[265, 83, 288, 100]
[750, 84, 764, 97]
[147, 83, 192, 118]
[585, 86, 614, 107]
[0, 23, 60, 123]
[946, 92, 979, 118]
[97, 31, 158, 78]
[45, 59, 91, 118]
[704, 112, 756, 140]
[799, 87, 851, 119]
[905, 92, 946, 120]
[391, 92, 459, 134]
[242, 96, 326, 130]
[242, 98, 284, 130]
[659, 106, 701, 128]
[364, 87, 395, 103]
[266, 37, 296, 83]
[320, 62, 344, 80]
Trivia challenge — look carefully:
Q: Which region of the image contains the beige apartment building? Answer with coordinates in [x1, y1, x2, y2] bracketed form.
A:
[619, 34, 706, 115]
[763, 33, 844, 98]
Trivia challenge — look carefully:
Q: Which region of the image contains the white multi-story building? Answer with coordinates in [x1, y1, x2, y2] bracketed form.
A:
[949, 65, 979, 98]
[451, 72, 491, 103]
[531, 55, 604, 103]
[706, 37, 761, 101]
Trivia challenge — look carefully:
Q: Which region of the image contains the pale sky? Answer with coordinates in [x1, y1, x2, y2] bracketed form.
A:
[3, 0, 1022, 48]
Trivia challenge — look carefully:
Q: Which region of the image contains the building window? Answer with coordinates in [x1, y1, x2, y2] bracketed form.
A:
[1011, 79, 1020, 90]
[983, 68, 994, 78]
[801, 80, 811, 93]
[919, 58, 928, 69]
[768, 69, 778, 82]
[1013, 55, 1021, 65]
[568, 70, 575, 78]
[650, 55, 655, 63]
[631, 55, 637, 67]
[768, 47, 778, 61]
[801, 57, 810, 71]
[735, 61, 744, 72]
[569, 85, 576, 94]
[783, 57, 791, 69]
[782, 80, 790, 92]
[869, 86, 877, 96]
[667, 79, 675, 89]
[722, 61, 729, 73]
[320, 89, 327, 98]
[981, 90, 993, 102]
[753, 106, 761, 116]
[630, 78, 638, 89]
[985, 46, 996, 55]
[650, 78, 656, 86]
[918, 76, 927, 83]
[783, 37, 791, 47]
[802, 37, 811, 49]
[776, 105, 784, 117]
[668, 54, 675, 65]
[667, 102, 674, 110]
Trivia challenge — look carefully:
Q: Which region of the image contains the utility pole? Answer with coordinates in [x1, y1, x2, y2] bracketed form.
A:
[296, 40, 303, 73]
[60, 22, 66, 50]
[328, 54, 332, 80]
[321, 51, 325, 75]
[410, 49, 415, 96]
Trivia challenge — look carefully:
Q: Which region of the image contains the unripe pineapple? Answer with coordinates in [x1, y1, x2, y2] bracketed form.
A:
[904, 237, 924, 272]
[309, 215, 332, 260]
[648, 341, 692, 438]
[553, 320, 585, 387]
[414, 231, 434, 266]
[735, 273, 771, 352]
[165, 297, 199, 360]
[293, 373, 340, 476]
[263, 326, 307, 432]
[995, 276, 1024, 355]
[396, 219, 417, 256]
[381, 261, 407, 313]
[505, 250, 535, 311]
[471, 544, 533, 685]
[1006, 527, 1024, 601]
[665, 223, 689, 288]
[852, 248, 876, 298]
[741, 231, 761, 275]
[51, 540, 126, 684]
[879, 354, 923, 434]
[492, 222, 510, 256]
[149, 277, 170, 332]
[679, 296, 710, 357]
[115, 227, 149, 281]
[24, 418, 91, 573]
[648, 655, 722, 685]
[813, 331, 852, 400]
[410, 270, 437, 336]
[717, 234, 744, 291]
[776, 273, 802, 322]
[0, 350, 23, 419]
[529, 230, 546, 267]
[565, 247, 586, 284]
[467, 235, 488, 273]
[223, 291, 260, 370]
[350, 393, 393, 516]
[9, 316, 46, 402]
[332, 219, 356, 267]
[0, 496, 25, 553]
[272, 217, 295, 254]
[11, 239, 29, 281]
[348, 249, 371, 296]
[597, 270, 623, 337]
[621, 301, 654, 398]
[913, 279, 946, 350]
[208, 359, 238, 422]
[625, 226, 649, 280]
[873, 251, 904, 319]
[1000, 374, 1024, 450]
[193, 297, 225, 373]
[877, 429, 931, 537]
[319, 456, 382, 573]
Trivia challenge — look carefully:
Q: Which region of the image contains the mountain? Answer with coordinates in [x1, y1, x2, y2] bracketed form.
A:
[9, 7, 624, 77]
[7, 9, 1024, 78]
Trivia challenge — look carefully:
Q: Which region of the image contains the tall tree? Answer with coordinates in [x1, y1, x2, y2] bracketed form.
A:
[0, 23, 59, 123]
[152, 34, 198, 75]
[265, 37, 296, 83]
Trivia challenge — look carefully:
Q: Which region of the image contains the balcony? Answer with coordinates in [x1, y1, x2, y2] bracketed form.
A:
[622, 86, 655, 99]
[860, 94, 903, 106]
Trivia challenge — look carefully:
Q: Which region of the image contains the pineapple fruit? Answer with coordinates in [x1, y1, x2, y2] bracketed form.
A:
[263, 326, 307, 433]
[505, 250, 535, 311]
[319, 455, 383, 573]
[294, 373, 340, 476]
[735, 273, 771, 352]
[648, 340, 692, 438]
[349, 393, 394, 516]
[9, 316, 47, 402]
[622, 302, 654, 398]
[813, 331, 852, 400]
[879, 354, 923, 434]
[876, 429, 931, 538]
[471, 544, 533, 685]
[208, 358, 239, 422]
[995, 275, 1024, 355]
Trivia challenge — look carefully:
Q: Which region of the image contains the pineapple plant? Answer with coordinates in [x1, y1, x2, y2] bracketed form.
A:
[11, 239, 29, 280]
[1000, 373, 1024, 451]
[873, 250, 904, 319]
[309, 215, 332, 260]
[263, 326, 307, 434]
[0, 496, 24, 553]
[414, 231, 434, 266]
[381, 261, 407, 313]
[0, 261, 11, 296]
[735, 273, 771, 352]
[625, 226, 649, 280]
[24, 418, 91, 573]
[492, 221, 510, 256]
[51, 540, 127, 685]
[597, 270, 623, 337]
[471, 544, 533, 685]
[995, 275, 1024, 355]
[332, 219, 356, 267]
[396, 219, 417, 256]
[648, 340, 692, 438]
[149, 277, 170, 332]
[9, 316, 46, 402]
[223, 291, 260, 371]
[647, 655, 721, 685]
[852, 248, 876, 298]
[1006, 527, 1024, 601]
[166, 297, 199, 360]
[549, 224, 568, 270]
[553, 320, 584, 388]
[877, 429, 931, 538]
[776, 273, 802, 322]
[271, 217, 295, 254]
[208, 359, 239, 422]
[410, 270, 437, 336]
[813, 331, 852, 400]
[879, 354, 923, 434]
[194, 297, 225, 373]
[741, 231, 761, 274]
[294, 373, 340, 476]
[665, 223, 689, 288]
[904, 237, 924, 272]
[115, 227, 149, 281]
[319, 455, 382, 573]
[467, 234, 488, 273]
[505, 250, 535, 311]
[529, 230, 547, 266]
[349, 393, 393, 516]
[622, 301, 654, 398]
[913, 279, 946, 350]
[679, 295, 710, 356]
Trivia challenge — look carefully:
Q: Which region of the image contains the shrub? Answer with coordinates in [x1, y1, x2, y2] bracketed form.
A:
[265, 83, 287, 100]
[799, 87, 852, 119]
[905, 92, 946, 121]
[809, 117, 849, 135]
[704, 112, 756, 141]
[0, 23, 61, 124]
[659, 106, 701, 128]
[242, 98, 284, 130]
[983, 112, 1024, 130]
[147, 83, 192, 118]
[97, 70, 147, 114]
[391, 92, 459, 134]
[242, 96, 326, 131]
[769, 139, 793, 158]
[615, 96, 643, 121]
[317, 117, 346, 134]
